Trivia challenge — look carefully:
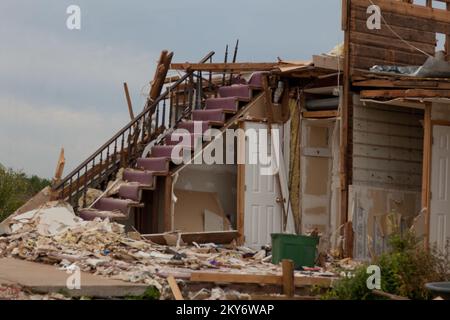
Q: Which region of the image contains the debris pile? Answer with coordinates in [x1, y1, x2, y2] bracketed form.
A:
[0, 202, 339, 299]
[0, 284, 69, 300]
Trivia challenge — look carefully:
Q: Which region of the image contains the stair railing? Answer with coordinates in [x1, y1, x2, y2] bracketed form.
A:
[52, 51, 215, 210]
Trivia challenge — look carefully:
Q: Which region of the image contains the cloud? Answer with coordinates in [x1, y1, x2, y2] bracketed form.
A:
[0, 96, 128, 178]
[0, 23, 158, 112]
[0, 0, 343, 178]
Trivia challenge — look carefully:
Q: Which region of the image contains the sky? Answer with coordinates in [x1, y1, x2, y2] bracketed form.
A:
[0, 0, 343, 178]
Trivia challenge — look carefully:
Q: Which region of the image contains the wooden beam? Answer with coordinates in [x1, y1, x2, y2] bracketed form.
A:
[163, 175, 173, 232]
[343, 221, 354, 258]
[447, 2, 450, 61]
[150, 50, 174, 102]
[342, 0, 349, 31]
[353, 79, 450, 90]
[361, 89, 450, 98]
[170, 62, 278, 72]
[123, 82, 134, 120]
[302, 110, 339, 119]
[167, 275, 184, 300]
[237, 122, 246, 246]
[282, 260, 295, 297]
[372, 289, 409, 300]
[422, 103, 432, 250]
[431, 119, 450, 127]
[189, 272, 334, 288]
[313, 55, 344, 71]
[341, 0, 351, 242]
[50, 148, 66, 200]
[52, 148, 65, 184]
[250, 295, 321, 300]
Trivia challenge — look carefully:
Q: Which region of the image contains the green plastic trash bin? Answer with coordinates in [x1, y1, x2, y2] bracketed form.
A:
[271, 233, 319, 268]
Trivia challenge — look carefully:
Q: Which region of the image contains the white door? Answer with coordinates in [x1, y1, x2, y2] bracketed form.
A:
[430, 125, 450, 254]
[243, 122, 283, 249]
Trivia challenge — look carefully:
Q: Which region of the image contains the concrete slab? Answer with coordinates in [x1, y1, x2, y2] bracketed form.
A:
[0, 258, 149, 298]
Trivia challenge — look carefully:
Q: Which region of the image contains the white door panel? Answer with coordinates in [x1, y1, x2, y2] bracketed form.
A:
[244, 122, 283, 249]
[430, 125, 450, 254]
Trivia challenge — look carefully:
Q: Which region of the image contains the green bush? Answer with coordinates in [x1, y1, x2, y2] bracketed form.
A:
[323, 265, 378, 300]
[324, 232, 450, 300]
[0, 165, 50, 221]
[377, 233, 449, 300]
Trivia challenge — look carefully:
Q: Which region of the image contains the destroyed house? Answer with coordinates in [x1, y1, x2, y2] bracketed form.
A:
[49, 0, 450, 259]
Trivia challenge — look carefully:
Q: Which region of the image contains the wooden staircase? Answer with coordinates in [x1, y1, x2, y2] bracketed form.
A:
[52, 51, 265, 230]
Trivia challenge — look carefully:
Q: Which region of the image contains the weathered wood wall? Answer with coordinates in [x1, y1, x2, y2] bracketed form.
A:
[348, 0, 450, 72]
[352, 96, 424, 190]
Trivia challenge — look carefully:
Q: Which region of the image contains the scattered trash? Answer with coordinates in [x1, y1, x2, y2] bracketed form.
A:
[0, 201, 338, 299]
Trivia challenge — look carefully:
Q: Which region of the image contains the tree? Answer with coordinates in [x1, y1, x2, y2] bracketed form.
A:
[0, 166, 50, 221]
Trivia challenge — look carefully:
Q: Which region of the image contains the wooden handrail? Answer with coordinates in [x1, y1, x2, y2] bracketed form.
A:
[52, 51, 215, 205]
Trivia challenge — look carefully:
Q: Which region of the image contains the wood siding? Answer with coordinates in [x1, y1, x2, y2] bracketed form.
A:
[348, 0, 449, 72]
[352, 96, 424, 190]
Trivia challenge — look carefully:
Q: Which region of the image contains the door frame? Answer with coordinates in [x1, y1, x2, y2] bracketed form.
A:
[237, 121, 245, 245]
[423, 106, 450, 248]
[237, 120, 286, 246]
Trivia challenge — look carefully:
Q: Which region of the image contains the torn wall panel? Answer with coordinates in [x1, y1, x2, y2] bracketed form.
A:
[174, 165, 237, 224]
[173, 189, 230, 232]
[300, 120, 334, 250]
[349, 185, 421, 260]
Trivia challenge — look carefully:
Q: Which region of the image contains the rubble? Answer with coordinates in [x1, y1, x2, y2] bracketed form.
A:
[0, 201, 340, 299]
[0, 284, 69, 300]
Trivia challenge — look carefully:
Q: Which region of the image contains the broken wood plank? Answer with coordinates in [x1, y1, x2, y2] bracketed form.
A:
[163, 174, 173, 232]
[170, 62, 279, 72]
[353, 79, 450, 90]
[282, 260, 295, 297]
[189, 272, 334, 288]
[344, 222, 354, 258]
[167, 275, 184, 300]
[313, 55, 344, 71]
[142, 230, 239, 245]
[150, 50, 174, 102]
[302, 110, 339, 119]
[50, 148, 66, 200]
[361, 89, 450, 99]
[422, 103, 432, 250]
[372, 289, 410, 300]
[52, 148, 65, 184]
[123, 82, 134, 120]
[250, 294, 321, 300]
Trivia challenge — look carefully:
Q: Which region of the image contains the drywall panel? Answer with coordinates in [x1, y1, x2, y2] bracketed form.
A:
[349, 185, 421, 260]
[204, 209, 225, 231]
[175, 164, 237, 224]
[173, 189, 229, 232]
[301, 120, 334, 250]
[304, 158, 330, 196]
